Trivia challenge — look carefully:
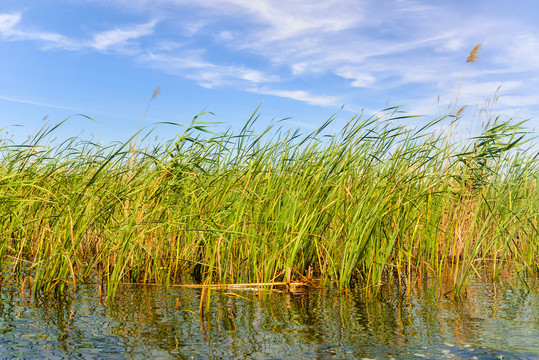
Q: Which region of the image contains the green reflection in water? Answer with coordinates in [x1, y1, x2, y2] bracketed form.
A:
[0, 277, 538, 359]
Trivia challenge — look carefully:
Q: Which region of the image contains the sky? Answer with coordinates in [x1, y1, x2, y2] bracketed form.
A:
[1, 0, 538, 145]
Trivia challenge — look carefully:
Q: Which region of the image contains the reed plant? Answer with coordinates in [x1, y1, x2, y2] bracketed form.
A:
[0, 103, 537, 299]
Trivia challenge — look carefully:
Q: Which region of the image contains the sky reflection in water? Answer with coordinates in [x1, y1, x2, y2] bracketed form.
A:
[0, 277, 538, 359]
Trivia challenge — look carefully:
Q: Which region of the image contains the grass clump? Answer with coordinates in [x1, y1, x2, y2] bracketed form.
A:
[0, 107, 538, 298]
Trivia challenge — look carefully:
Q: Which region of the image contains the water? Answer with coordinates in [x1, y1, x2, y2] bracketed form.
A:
[1, 277, 539, 359]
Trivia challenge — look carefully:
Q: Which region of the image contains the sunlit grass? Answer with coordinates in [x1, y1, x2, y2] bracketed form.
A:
[0, 107, 537, 299]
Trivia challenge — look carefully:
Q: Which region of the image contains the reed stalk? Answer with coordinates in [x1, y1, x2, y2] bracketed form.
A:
[0, 104, 537, 298]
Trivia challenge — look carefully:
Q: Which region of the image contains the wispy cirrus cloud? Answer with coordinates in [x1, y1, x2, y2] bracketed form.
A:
[0, 94, 83, 111]
[140, 51, 279, 88]
[90, 19, 159, 51]
[249, 87, 340, 107]
[0, 12, 20, 31]
[4, 0, 539, 118]
[134, 0, 538, 112]
[0, 11, 158, 52]
[0, 12, 78, 49]
[0, 10, 278, 90]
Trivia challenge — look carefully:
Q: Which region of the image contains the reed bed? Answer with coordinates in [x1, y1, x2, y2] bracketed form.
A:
[0, 109, 538, 298]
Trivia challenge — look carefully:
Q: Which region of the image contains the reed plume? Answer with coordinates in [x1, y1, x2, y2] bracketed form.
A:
[449, 44, 482, 145]
[133, 85, 161, 148]
[139, 85, 161, 131]
[466, 44, 482, 63]
[456, 105, 467, 116]
[454, 44, 482, 116]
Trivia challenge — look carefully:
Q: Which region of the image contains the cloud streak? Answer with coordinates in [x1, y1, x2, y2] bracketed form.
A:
[0, 12, 78, 49]
[0, 95, 85, 112]
[141, 51, 279, 88]
[0, 11, 158, 52]
[90, 19, 159, 51]
[249, 87, 340, 107]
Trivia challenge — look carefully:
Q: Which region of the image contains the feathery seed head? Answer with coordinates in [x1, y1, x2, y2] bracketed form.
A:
[152, 85, 161, 100]
[457, 105, 467, 116]
[466, 44, 482, 63]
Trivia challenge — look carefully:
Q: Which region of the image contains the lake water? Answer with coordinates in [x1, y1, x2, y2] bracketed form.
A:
[1, 276, 539, 359]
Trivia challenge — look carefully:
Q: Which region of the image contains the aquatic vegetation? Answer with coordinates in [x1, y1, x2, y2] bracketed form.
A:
[0, 105, 537, 299]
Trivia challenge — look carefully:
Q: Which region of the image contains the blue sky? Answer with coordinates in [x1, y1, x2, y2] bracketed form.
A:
[1, 0, 538, 145]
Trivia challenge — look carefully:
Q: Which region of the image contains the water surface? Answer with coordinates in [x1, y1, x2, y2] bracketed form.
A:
[1, 277, 538, 359]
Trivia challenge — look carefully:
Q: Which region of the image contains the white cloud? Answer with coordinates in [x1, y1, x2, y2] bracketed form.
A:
[225, 0, 362, 40]
[335, 67, 377, 88]
[91, 0, 366, 43]
[0, 10, 277, 89]
[141, 51, 278, 88]
[0, 12, 20, 32]
[4, 1, 539, 120]
[249, 87, 340, 107]
[497, 95, 539, 108]
[0, 11, 158, 52]
[455, 81, 521, 100]
[90, 19, 159, 51]
[493, 33, 539, 72]
[0, 12, 78, 49]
